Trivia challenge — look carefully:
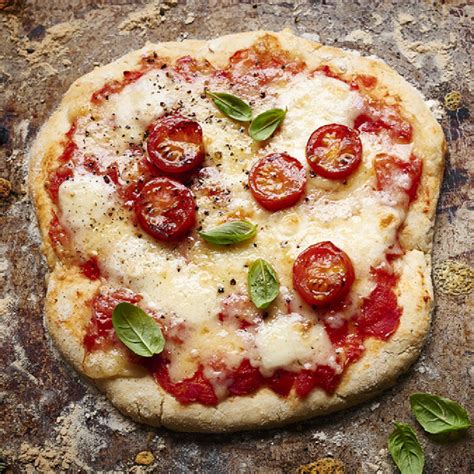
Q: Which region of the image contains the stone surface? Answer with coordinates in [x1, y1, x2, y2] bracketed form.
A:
[0, 0, 472, 472]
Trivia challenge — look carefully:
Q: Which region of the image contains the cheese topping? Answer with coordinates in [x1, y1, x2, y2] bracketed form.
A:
[54, 59, 413, 386]
[255, 313, 337, 376]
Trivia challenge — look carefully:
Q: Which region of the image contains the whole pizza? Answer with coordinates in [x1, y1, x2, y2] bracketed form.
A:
[30, 30, 445, 432]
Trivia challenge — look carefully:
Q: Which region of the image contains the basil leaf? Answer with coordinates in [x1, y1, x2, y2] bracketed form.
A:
[248, 259, 279, 309]
[249, 108, 286, 141]
[206, 91, 253, 122]
[112, 302, 165, 357]
[199, 220, 257, 245]
[388, 423, 424, 474]
[410, 393, 471, 434]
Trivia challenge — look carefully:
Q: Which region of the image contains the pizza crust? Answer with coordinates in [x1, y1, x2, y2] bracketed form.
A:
[30, 29, 445, 432]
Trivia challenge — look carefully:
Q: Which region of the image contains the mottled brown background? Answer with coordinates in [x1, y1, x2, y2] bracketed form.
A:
[0, 0, 472, 472]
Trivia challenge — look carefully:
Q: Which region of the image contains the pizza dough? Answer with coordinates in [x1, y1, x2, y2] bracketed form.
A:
[30, 29, 445, 432]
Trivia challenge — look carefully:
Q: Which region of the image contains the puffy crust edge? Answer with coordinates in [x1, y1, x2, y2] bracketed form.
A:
[30, 29, 445, 432]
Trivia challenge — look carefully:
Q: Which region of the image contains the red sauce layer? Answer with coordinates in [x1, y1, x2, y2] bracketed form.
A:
[83, 289, 142, 351]
[80, 257, 101, 281]
[357, 267, 402, 339]
[354, 108, 413, 144]
[150, 357, 340, 405]
[221, 35, 305, 88]
[152, 358, 218, 406]
[48, 213, 70, 251]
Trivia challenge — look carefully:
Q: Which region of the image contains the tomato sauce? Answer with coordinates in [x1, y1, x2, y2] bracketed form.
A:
[315, 65, 378, 92]
[173, 56, 215, 82]
[48, 213, 70, 250]
[47, 163, 73, 203]
[227, 359, 264, 396]
[356, 267, 402, 340]
[80, 257, 101, 281]
[150, 356, 343, 406]
[83, 289, 142, 351]
[46, 122, 77, 203]
[265, 369, 295, 397]
[374, 153, 423, 203]
[354, 109, 413, 143]
[90, 53, 162, 104]
[221, 35, 305, 88]
[152, 358, 218, 406]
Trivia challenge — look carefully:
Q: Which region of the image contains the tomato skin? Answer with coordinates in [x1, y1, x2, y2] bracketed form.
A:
[306, 124, 362, 180]
[293, 241, 355, 307]
[248, 153, 306, 211]
[134, 177, 196, 241]
[147, 115, 205, 175]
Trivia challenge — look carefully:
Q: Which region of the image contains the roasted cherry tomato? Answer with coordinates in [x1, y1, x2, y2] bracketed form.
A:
[293, 241, 355, 307]
[306, 124, 362, 180]
[248, 153, 306, 211]
[134, 177, 196, 241]
[373, 153, 422, 203]
[147, 114, 205, 174]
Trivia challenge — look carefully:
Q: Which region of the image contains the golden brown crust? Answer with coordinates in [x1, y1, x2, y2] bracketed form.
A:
[29, 29, 445, 432]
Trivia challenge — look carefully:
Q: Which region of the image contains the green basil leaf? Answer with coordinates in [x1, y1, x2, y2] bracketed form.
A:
[410, 393, 471, 434]
[112, 302, 165, 357]
[206, 91, 253, 122]
[388, 423, 424, 474]
[249, 108, 286, 141]
[248, 259, 279, 309]
[199, 220, 257, 245]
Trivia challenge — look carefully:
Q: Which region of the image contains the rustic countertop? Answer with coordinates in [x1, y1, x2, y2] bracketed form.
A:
[0, 1, 472, 472]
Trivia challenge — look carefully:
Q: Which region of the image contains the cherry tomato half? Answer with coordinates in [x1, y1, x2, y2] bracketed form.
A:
[293, 241, 355, 307]
[306, 124, 362, 180]
[147, 114, 205, 174]
[134, 177, 196, 241]
[248, 153, 306, 211]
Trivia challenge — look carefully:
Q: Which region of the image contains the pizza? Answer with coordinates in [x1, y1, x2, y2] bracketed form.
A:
[30, 30, 445, 432]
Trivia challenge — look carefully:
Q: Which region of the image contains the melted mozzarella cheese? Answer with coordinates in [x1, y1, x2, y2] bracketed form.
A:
[57, 66, 410, 380]
[255, 313, 338, 376]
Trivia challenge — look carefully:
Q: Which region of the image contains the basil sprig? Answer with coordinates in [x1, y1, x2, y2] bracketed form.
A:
[199, 220, 257, 245]
[410, 393, 471, 434]
[206, 91, 252, 122]
[249, 108, 286, 141]
[248, 259, 279, 309]
[388, 423, 424, 474]
[112, 302, 165, 357]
